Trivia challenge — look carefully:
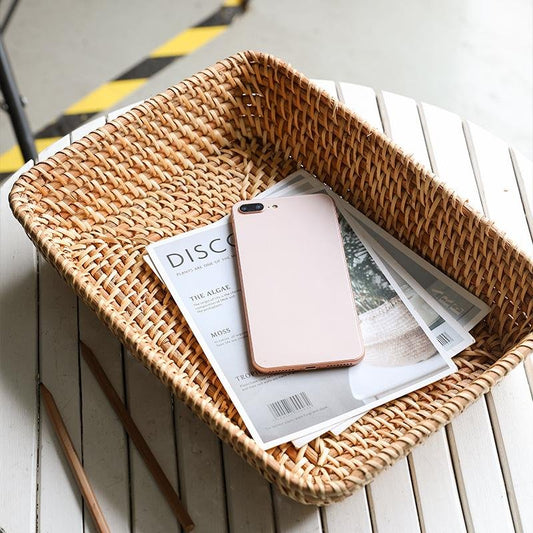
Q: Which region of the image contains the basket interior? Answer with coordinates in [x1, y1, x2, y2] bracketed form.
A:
[10, 51, 532, 501]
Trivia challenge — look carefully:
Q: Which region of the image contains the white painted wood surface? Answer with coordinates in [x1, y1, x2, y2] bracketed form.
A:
[447, 400, 515, 533]
[78, 302, 130, 533]
[419, 102, 484, 213]
[337, 82, 383, 132]
[465, 122, 533, 257]
[38, 261, 83, 533]
[0, 161, 39, 533]
[368, 460, 421, 533]
[223, 444, 276, 533]
[378, 91, 431, 169]
[487, 365, 533, 532]
[124, 351, 180, 533]
[173, 400, 227, 532]
[0, 83, 531, 533]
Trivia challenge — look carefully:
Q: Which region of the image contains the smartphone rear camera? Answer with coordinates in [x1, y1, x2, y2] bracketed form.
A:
[239, 203, 264, 213]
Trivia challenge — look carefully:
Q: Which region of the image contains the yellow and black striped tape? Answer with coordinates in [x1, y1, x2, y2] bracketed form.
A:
[0, 0, 246, 180]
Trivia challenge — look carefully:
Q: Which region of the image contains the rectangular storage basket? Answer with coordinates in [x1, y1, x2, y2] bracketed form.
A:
[10, 51, 533, 505]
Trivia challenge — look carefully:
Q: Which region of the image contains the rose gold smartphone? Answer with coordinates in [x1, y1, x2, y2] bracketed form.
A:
[231, 194, 364, 374]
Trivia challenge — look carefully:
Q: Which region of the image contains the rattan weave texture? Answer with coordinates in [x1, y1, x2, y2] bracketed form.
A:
[9, 51, 533, 505]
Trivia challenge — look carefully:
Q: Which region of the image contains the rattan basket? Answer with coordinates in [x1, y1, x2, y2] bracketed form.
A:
[9, 51, 533, 505]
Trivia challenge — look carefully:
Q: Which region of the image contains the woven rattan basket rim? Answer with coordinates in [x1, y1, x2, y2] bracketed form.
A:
[9, 50, 533, 504]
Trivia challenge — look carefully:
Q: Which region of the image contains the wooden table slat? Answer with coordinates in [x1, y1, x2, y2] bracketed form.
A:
[337, 82, 383, 132]
[510, 148, 533, 235]
[38, 261, 83, 533]
[311, 78, 338, 99]
[78, 302, 131, 533]
[272, 489, 322, 533]
[124, 353, 180, 533]
[408, 431, 467, 533]
[367, 460, 421, 533]
[419, 102, 484, 212]
[447, 401, 515, 533]
[222, 444, 276, 533]
[487, 365, 533, 533]
[509, 147, 533, 386]
[465, 121, 533, 257]
[0, 161, 39, 533]
[321, 489, 373, 533]
[378, 91, 431, 169]
[173, 401, 228, 533]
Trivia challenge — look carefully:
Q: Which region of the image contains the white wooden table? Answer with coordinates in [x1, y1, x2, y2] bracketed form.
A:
[1, 81, 532, 533]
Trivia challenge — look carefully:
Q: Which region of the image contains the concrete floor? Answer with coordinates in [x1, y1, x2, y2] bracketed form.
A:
[1, 0, 532, 160]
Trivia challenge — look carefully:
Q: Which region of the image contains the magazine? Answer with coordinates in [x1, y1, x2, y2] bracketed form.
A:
[145, 175, 457, 449]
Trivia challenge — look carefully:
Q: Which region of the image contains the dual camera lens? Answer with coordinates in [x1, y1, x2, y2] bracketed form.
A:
[239, 203, 264, 213]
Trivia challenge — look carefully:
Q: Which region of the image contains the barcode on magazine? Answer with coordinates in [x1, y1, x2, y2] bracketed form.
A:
[268, 392, 312, 418]
[437, 332, 453, 346]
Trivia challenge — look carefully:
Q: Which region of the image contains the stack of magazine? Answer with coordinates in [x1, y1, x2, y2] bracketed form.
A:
[145, 170, 490, 450]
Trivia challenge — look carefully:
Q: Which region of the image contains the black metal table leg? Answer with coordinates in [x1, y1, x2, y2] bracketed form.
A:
[0, 36, 37, 162]
[0, 0, 37, 166]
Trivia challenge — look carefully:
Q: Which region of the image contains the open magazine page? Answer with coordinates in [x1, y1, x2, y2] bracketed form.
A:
[342, 198, 490, 330]
[146, 175, 456, 449]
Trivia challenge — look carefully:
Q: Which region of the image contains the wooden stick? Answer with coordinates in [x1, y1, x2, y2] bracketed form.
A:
[39, 383, 111, 533]
[80, 342, 194, 531]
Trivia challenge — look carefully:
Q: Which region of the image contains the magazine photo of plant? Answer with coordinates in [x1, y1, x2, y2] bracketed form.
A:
[338, 216, 438, 369]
